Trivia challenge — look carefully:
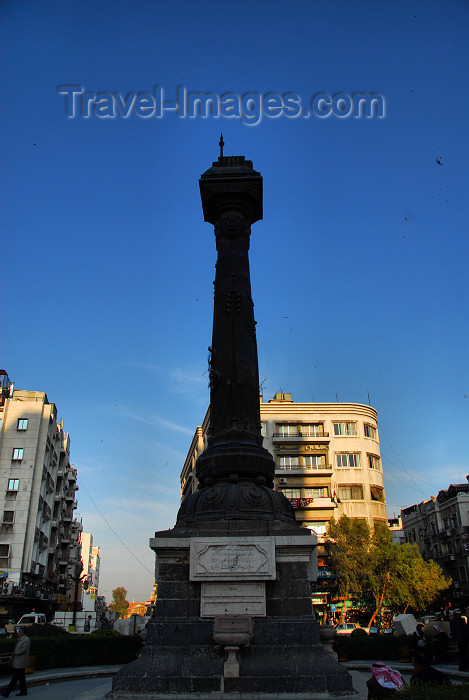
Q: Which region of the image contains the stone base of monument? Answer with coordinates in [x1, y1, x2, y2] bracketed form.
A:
[109, 521, 354, 698]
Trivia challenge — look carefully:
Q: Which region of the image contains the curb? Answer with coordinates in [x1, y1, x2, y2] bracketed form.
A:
[15, 667, 119, 688]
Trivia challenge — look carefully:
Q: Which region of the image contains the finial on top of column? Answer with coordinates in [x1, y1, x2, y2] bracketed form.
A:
[219, 132, 224, 157]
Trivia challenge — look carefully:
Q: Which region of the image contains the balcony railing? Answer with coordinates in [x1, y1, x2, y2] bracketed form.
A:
[277, 465, 332, 471]
[273, 432, 329, 439]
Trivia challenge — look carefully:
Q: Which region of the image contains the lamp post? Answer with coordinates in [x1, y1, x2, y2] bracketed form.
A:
[70, 560, 86, 630]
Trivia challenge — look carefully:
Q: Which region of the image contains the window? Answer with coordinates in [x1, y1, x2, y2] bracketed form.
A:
[304, 487, 327, 498]
[300, 424, 324, 437]
[7, 479, 19, 491]
[303, 454, 326, 469]
[281, 488, 301, 498]
[333, 422, 357, 436]
[17, 419, 28, 431]
[276, 424, 297, 436]
[364, 424, 376, 439]
[12, 448, 24, 461]
[338, 485, 363, 500]
[279, 455, 300, 469]
[370, 486, 385, 503]
[336, 453, 360, 468]
[368, 454, 380, 470]
[0, 544, 10, 559]
[2, 511, 14, 524]
[303, 521, 327, 535]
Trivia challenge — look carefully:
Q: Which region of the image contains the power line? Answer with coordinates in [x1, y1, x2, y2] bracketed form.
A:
[79, 477, 154, 577]
[379, 423, 440, 496]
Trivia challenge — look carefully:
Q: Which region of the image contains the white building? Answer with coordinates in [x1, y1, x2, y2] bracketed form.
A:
[0, 371, 81, 609]
[80, 531, 100, 612]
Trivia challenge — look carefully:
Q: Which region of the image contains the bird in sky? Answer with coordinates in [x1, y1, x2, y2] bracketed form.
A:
[436, 157, 442, 165]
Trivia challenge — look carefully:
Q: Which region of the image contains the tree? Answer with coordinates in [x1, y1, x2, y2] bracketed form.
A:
[400, 544, 451, 613]
[365, 524, 451, 627]
[325, 516, 371, 622]
[108, 586, 129, 616]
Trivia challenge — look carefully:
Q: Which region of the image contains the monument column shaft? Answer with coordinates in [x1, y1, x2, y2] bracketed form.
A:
[209, 218, 262, 449]
[175, 153, 298, 520]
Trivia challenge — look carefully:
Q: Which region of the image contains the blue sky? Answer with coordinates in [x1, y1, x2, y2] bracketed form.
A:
[2, 0, 468, 601]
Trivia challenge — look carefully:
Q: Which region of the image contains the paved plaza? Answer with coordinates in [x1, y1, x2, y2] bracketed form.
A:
[0, 663, 465, 699]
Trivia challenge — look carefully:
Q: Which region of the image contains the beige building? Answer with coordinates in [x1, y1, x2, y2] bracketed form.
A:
[401, 479, 469, 605]
[180, 392, 387, 537]
[0, 371, 81, 609]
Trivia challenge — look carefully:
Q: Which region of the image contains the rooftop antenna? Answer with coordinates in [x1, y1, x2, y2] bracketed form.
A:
[336, 393, 338, 403]
[367, 389, 371, 405]
[219, 132, 224, 157]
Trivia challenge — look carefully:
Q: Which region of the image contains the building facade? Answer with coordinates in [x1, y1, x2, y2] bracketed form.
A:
[180, 392, 387, 535]
[80, 531, 100, 613]
[401, 479, 469, 606]
[0, 371, 81, 617]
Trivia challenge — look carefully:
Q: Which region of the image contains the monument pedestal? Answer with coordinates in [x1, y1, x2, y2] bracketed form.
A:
[110, 521, 353, 697]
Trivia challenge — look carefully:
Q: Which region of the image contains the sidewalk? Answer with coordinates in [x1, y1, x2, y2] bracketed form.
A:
[0, 662, 466, 699]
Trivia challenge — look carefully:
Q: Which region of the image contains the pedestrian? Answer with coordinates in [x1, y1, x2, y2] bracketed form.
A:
[365, 661, 404, 699]
[84, 615, 92, 632]
[0, 626, 30, 697]
[412, 623, 428, 657]
[410, 651, 451, 686]
[450, 609, 469, 671]
[432, 624, 448, 663]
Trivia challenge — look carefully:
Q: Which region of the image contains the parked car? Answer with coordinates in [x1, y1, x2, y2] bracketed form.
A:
[419, 614, 438, 625]
[5, 612, 46, 635]
[334, 623, 360, 635]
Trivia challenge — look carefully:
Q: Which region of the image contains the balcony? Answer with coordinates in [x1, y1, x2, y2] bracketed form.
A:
[276, 466, 333, 474]
[273, 432, 329, 443]
[441, 552, 457, 561]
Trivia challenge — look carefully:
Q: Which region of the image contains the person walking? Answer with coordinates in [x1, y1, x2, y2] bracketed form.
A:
[450, 609, 469, 671]
[84, 615, 92, 632]
[0, 626, 30, 697]
[412, 623, 430, 661]
[432, 624, 448, 663]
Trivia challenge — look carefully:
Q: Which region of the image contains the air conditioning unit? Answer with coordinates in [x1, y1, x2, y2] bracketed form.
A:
[279, 478, 287, 484]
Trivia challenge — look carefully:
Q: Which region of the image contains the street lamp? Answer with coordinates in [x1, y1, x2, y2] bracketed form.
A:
[70, 560, 87, 630]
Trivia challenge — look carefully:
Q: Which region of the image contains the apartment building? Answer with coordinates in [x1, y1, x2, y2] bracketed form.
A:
[80, 531, 100, 612]
[401, 479, 469, 606]
[0, 371, 81, 616]
[180, 392, 387, 534]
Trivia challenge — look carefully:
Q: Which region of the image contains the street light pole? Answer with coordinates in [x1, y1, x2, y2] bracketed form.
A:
[70, 560, 84, 630]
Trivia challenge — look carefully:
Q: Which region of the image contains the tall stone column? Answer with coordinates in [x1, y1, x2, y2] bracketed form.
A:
[176, 152, 296, 524]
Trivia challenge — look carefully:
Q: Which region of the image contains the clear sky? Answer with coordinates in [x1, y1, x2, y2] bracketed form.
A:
[2, 1, 468, 602]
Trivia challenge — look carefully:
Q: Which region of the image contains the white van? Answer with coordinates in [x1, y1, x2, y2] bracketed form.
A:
[6, 612, 46, 634]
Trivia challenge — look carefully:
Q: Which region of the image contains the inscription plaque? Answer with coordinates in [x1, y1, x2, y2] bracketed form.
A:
[190, 537, 275, 580]
[201, 581, 266, 617]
